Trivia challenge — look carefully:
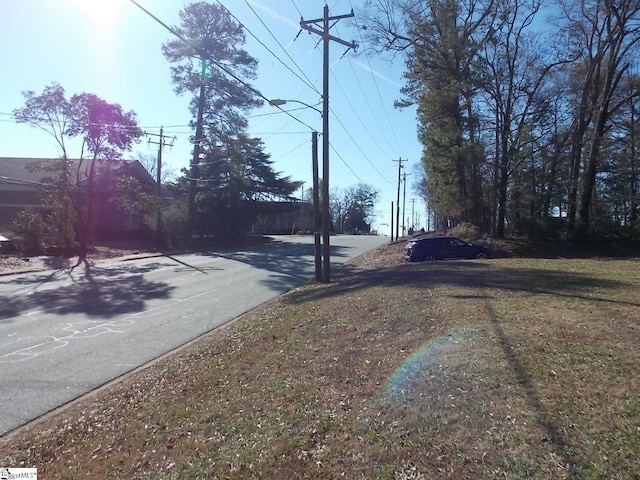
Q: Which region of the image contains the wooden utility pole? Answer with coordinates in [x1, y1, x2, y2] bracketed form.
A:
[393, 158, 407, 240]
[402, 171, 410, 237]
[410, 197, 416, 231]
[312, 131, 322, 282]
[391, 201, 395, 241]
[146, 126, 175, 237]
[301, 6, 357, 283]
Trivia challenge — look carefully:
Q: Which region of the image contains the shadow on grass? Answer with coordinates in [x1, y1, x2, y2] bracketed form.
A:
[484, 301, 578, 476]
[287, 260, 636, 477]
[0, 261, 175, 321]
[288, 260, 636, 307]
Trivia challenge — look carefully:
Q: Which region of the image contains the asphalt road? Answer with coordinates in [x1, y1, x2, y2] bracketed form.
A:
[0, 235, 388, 436]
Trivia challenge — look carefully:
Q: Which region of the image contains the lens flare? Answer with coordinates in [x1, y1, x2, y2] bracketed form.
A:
[383, 328, 476, 401]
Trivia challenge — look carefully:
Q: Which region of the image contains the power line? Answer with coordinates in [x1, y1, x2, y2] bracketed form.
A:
[349, 9, 407, 157]
[127, 0, 317, 133]
[289, 0, 302, 17]
[329, 102, 392, 187]
[329, 144, 365, 184]
[328, 68, 394, 186]
[234, 0, 320, 95]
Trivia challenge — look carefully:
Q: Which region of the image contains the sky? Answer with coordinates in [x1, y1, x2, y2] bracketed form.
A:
[0, 0, 425, 236]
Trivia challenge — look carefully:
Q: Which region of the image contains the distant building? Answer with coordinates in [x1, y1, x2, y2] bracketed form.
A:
[0, 157, 155, 238]
[253, 201, 314, 235]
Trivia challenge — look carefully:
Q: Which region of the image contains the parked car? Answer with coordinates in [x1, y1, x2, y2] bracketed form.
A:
[404, 236, 489, 262]
[0, 234, 12, 254]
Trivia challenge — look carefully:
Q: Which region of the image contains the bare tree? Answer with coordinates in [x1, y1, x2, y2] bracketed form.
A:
[14, 83, 143, 262]
[559, 0, 640, 231]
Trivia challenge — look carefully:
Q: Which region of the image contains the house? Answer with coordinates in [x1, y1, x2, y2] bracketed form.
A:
[0, 157, 156, 239]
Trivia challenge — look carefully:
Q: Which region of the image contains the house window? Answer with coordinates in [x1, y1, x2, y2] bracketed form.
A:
[124, 207, 140, 230]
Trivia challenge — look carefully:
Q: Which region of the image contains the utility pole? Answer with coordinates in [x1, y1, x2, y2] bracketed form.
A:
[301, 6, 357, 283]
[391, 202, 395, 241]
[312, 131, 322, 282]
[146, 126, 175, 237]
[402, 170, 410, 237]
[410, 197, 416, 231]
[393, 158, 407, 240]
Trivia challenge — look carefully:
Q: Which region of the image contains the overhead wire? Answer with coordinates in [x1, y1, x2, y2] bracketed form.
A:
[128, 0, 405, 196]
[271, 137, 313, 162]
[328, 100, 394, 188]
[1, 110, 299, 141]
[343, 56, 399, 158]
[127, 0, 318, 134]
[348, 2, 407, 156]
[282, 4, 400, 189]
[329, 144, 366, 184]
[289, 0, 302, 17]
[284, 4, 379, 185]
[328, 66, 395, 174]
[237, 0, 320, 95]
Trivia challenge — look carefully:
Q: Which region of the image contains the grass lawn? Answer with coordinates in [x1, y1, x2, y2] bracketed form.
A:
[1, 244, 639, 479]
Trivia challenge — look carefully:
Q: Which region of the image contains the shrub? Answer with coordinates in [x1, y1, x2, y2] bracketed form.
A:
[11, 209, 45, 255]
[448, 222, 480, 242]
[46, 195, 76, 253]
[159, 201, 190, 249]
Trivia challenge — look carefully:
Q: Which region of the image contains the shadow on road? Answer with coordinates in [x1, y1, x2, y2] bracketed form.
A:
[189, 238, 352, 292]
[0, 237, 354, 322]
[0, 262, 176, 321]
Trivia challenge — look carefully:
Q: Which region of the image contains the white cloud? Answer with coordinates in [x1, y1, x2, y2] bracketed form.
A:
[247, 0, 301, 30]
[352, 59, 403, 88]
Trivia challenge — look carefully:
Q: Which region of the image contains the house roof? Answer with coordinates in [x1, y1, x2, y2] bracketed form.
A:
[0, 157, 155, 190]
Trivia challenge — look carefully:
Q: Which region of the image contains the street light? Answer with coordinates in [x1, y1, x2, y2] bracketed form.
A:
[269, 98, 324, 282]
[268, 98, 322, 116]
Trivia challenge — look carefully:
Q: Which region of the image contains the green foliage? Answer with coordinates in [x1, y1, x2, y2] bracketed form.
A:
[163, 2, 267, 237]
[11, 209, 45, 254]
[401, 0, 492, 230]
[162, 2, 262, 137]
[159, 199, 190, 249]
[448, 222, 480, 242]
[194, 135, 301, 238]
[45, 193, 76, 252]
[334, 183, 379, 234]
[14, 83, 143, 256]
[367, 0, 639, 239]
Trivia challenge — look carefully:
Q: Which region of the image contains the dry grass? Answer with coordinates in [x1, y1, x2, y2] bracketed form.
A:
[1, 241, 639, 479]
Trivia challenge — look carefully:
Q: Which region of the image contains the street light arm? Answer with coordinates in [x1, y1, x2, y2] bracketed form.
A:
[268, 98, 323, 116]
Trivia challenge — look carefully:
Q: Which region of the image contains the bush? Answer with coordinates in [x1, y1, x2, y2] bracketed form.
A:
[11, 209, 45, 255]
[448, 222, 480, 242]
[46, 195, 76, 253]
[158, 201, 190, 249]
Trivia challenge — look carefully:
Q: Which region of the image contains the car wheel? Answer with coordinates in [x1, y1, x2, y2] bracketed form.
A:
[425, 255, 436, 261]
[476, 251, 488, 259]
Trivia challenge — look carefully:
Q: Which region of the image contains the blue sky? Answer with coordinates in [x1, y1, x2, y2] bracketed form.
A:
[0, 0, 425, 235]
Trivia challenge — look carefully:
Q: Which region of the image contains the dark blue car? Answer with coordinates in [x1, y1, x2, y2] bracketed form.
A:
[404, 236, 489, 262]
